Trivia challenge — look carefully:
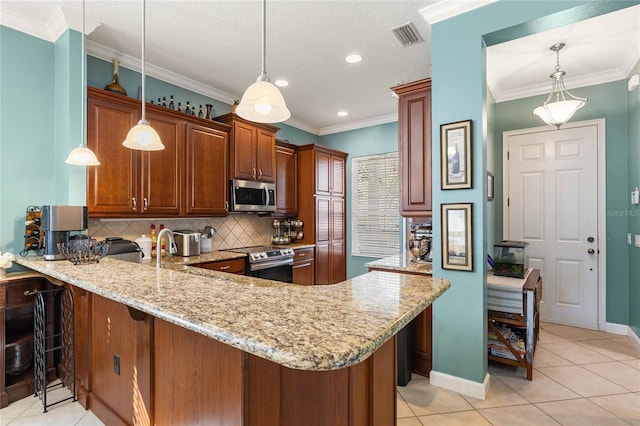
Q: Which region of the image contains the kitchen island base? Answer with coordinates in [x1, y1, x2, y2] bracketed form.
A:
[75, 292, 397, 426]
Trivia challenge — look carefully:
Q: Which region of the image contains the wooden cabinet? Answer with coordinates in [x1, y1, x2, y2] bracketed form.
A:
[392, 79, 432, 217]
[184, 123, 229, 216]
[191, 258, 246, 275]
[215, 113, 278, 183]
[1, 273, 51, 408]
[297, 145, 347, 284]
[274, 140, 298, 216]
[87, 87, 230, 218]
[292, 247, 314, 285]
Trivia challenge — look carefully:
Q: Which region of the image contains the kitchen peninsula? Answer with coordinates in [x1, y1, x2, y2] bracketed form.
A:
[15, 256, 449, 425]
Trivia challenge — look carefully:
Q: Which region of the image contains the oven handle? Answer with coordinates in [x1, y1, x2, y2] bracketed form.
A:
[250, 258, 294, 271]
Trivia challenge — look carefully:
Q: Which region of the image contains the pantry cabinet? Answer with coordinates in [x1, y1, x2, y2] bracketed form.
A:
[215, 113, 278, 183]
[392, 79, 432, 217]
[86, 87, 230, 218]
[274, 140, 298, 216]
[297, 145, 347, 285]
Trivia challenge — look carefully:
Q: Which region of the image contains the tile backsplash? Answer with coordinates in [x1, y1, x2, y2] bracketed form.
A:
[89, 215, 274, 250]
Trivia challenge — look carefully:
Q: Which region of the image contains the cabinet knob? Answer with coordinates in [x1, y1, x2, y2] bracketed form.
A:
[219, 265, 230, 270]
[298, 253, 306, 257]
[132, 197, 137, 211]
[143, 197, 149, 211]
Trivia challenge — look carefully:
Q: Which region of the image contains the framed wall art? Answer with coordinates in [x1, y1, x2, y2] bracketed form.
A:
[441, 203, 473, 271]
[441, 120, 472, 190]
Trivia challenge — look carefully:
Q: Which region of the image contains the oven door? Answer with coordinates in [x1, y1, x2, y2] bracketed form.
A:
[249, 258, 293, 283]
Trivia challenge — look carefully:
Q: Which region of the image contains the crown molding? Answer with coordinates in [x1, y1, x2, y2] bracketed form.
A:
[318, 113, 398, 136]
[1, 8, 55, 41]
[0, 6, 99, 42]
[419, 0, 497, 25]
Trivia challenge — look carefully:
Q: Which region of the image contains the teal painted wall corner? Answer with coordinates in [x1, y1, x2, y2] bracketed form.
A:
[628, 60, 640, 337]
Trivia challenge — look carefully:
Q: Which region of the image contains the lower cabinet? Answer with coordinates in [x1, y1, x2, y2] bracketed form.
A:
[292, 247, 314, 285]
[191, 258, 246, 275]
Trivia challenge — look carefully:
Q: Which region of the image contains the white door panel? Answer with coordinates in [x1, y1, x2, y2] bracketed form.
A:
[506, 124, 599, 329]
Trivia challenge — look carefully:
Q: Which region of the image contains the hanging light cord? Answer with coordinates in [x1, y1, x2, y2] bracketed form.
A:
[141, 0, 147, 121]
[261, 0, 266, 78]
[81, 0, 86, 147]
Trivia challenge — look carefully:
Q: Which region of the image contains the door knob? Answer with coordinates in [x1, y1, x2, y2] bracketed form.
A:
[587, 248, 595, 254]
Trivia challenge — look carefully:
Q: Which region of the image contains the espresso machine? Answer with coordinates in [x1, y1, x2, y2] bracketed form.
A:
[42, 205, 88, 260]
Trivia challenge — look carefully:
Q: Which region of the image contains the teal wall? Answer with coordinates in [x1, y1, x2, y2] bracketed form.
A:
[87, 56, 318, 145]
[629, 60, 640, 337]
[494, 80, 630, 325]
[0, 26, 81, 259]
[319, 122, 399, 278]
[430, 0, 634, 384]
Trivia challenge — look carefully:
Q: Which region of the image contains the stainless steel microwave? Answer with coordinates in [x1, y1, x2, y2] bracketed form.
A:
[229, 179, 276, 212]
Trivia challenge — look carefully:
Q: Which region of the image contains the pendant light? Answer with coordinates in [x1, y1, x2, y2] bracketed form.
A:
[236, 0, 291, 123]
[122, 0, 164, 151]
[533, 43, 589, 129]
[65, 0, 100, 166]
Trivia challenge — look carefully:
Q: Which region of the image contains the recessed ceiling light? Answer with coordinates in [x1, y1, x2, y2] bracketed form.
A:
[275, 79, 288, 87]
[345, 54, 362, 64]
[337, 111, 348, 117]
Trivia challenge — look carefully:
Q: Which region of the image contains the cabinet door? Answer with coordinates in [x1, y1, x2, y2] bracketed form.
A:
[398, 85, 432, 216]
[232, 121, 256, 180]
[185, 124, 229, 216]
[315, 150, 331, 195]
[330, 197, 344, 241]
[87, 95, 139, 216]
[142, 111, 183, 216]
[191, 258, 245, 275]
[255, 129, 276, 182]
[329, 240, 346, 284]
[292, 260, 314, 285]
[314, 243, 330, 285]
[316, 196, 331, 244]
[275, 145, 297, 215]
[411, 306, 432, 377]
[330, 155, 345, 197]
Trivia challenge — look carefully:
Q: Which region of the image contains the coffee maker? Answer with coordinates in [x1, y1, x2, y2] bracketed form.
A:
[42, 205, 88, 260]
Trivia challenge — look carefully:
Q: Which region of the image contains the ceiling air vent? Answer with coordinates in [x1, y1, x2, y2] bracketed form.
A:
[390, 22, 424, 47]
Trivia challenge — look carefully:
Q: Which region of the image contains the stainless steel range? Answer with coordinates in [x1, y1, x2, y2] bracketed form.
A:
[225, 246, 294, 282]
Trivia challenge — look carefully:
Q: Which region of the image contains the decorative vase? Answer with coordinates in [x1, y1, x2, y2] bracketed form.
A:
[104, 59, 127, 96]
[205, 104, 213, 120]
[0, 268, 6, 279]
[231, 100, 239, 114]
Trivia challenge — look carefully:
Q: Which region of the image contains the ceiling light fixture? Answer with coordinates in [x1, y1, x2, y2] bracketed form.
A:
[533, 42, 589, 129]
[122, 0, 164, 151]
[65, 0, 100, 166]
[274, 79, 289, 87]
[236, 0, 290, 123]
[345, 54, 362, 64]
[337, 111, 348, 117]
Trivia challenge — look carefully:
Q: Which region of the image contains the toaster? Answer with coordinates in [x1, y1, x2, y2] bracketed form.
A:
[173, 230, 201, 257]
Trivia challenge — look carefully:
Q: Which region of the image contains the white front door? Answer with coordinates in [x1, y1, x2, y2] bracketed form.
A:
[504, 122, 601, 329]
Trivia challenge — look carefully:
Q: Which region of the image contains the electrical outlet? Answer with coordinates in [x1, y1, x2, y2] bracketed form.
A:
[636, 235, 640, 248]
[114, 354, 120, 375]
[629, 233, 633, 245]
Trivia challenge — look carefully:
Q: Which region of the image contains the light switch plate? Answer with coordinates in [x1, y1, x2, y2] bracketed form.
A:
[636, 234, 640, 248]
[628, 233, 632, 245]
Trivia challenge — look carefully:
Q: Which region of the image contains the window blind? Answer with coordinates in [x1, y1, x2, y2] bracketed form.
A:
[351, 151, 400, 258]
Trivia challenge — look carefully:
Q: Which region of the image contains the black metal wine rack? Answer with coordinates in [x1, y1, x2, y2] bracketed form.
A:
[21, 206, 45, 256]
[33, 287, 76, 413]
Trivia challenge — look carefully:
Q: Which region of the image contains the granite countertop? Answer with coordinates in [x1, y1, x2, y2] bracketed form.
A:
[365, 252, 433, 275]
[15, 255, 448, 371]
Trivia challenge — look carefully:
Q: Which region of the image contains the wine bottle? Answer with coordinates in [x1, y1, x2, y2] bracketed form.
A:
[169, 95, 175, 110]
[198, 105, 204, 118]
[185, 101, 191, 114]
[161, 97, 167, 108]
[177, 102, 182, 112]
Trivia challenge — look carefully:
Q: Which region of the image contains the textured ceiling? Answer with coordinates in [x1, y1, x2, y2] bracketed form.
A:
[1, 1, 638, 135]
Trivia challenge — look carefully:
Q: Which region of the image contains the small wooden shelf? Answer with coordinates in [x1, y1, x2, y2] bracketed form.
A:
[487, 269, 542, 380]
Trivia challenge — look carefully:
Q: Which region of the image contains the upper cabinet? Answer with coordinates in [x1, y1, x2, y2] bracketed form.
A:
[392, 78, 432, 217]
[215, 113, 278, 183]
[314, 149, 345, 197]
[86, 87, 230, 218]
[274, 140, 298, 216]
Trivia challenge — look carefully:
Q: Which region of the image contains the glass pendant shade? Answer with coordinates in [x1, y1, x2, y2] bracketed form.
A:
[66, 146, 100, 165]
[237, 77, 291, 123]
[122, 119, 164, 150]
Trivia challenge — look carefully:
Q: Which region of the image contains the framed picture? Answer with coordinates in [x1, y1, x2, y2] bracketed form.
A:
[487, 172, 494, 201]
[441, 120, 472, 190]
[441, 203, 473, 271]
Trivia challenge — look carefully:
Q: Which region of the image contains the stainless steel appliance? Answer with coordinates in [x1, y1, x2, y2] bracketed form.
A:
[42, 205, 88, 260]
[408, 220, 433, 262]
[104, 237, 143, 263]
[225, 246, 294, 282]
[229, 179, 276, 212]
[173, 230, 201, 257]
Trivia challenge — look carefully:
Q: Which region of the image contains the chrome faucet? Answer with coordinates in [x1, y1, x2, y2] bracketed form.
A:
[156, 228, 177, 268]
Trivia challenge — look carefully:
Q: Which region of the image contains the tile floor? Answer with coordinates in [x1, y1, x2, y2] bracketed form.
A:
[1, 322, 638, 425]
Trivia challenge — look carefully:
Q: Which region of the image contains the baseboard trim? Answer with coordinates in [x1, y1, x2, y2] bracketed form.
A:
[429, 370, 490, 400]
[628, 326, 640, 352]
[604, 322, 640, 352]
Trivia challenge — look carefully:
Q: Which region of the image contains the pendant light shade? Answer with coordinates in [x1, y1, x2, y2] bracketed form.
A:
[123, 0, 164, 151]
[66, 0, 100, 166]
[533, 43, 589, 129]
[236, 0, 290, 123]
